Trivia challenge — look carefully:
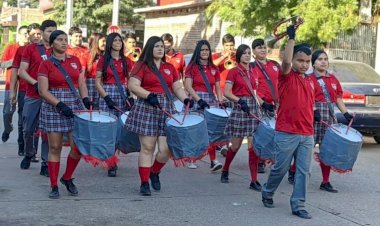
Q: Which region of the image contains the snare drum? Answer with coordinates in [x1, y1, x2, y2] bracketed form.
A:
[116, 112, 141, 154]
[204, 106, 231, 146]
[73, 111, 119, 168]
[319, 123, 363, 172]
[253, 117, 275, 161]
[166, 112, 209, 166]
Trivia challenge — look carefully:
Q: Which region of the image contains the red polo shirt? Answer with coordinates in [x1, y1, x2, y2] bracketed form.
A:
[226, 63, 258, 97]
[96, 56, 132, 85]
[22, 42, 52, 99]
[38, 55, 82, 88]
[275, 69, 315, 135]
[212, 52, 236, 93]
[185, 63, 220, 92]
[80, 52, 101, 79]
[309, 72, 343, 103]
[1, 43, 20, 90]
[11, 45, 28, 92]
[254, 60, 280, 103]
[165, 50, 185, 76]
[67, 45, 87, 60]
[131, 62, 179, 93]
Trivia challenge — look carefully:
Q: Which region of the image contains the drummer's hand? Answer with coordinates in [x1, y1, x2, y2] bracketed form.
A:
[237, 98, 250, 114]
[146, 93, 161, 109]
[184, 98, 194, 108]
[219, 101, 227, 108]
[82, 97, 93, 110]
[9, 91, 17, 105]
[261, 101, 274, 112]
[56, 101, 74, 118]
[314, 110, 321, 122]
[104, 95, 116, 109]
[197, 99, 210, 110]
[344, 112, 353, 122]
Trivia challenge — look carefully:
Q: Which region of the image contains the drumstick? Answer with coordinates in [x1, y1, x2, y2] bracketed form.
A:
[161, 108, 183, 125]
[249, 112, 263, 123]
[113, 106, 129, 117]
[345, 112, 355, 135]
[320, 120, 341, 134]
[181, 96, 192, 124]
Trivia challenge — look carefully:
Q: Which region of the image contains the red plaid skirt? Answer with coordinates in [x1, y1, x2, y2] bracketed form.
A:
[99, 84, 127, 117]
[125, 93, 175, 136]
[86, 78, 100, 109]
[39, 88, 83, 132]
[314, 102, 337, 144]
[224, 96, 259, 137]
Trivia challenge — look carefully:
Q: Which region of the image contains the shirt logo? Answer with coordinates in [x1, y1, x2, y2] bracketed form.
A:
[41, 55, 48, 61]
[211, 69, 216, 75]
[71, 63, 78, 69]
[164, 69, 171, 75]
[331, 83, 337, 90]
[273, 66, 278, 72]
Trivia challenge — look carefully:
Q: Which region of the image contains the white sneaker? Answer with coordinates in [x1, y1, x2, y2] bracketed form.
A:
[210, 160, 223, 172]
[187, 162, 198, 169]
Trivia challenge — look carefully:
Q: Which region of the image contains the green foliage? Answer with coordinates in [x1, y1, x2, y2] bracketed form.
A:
[207, 0, 360, 48]
[50, 0, 148, 34]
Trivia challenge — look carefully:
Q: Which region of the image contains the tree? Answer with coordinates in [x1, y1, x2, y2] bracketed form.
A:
[207, 0, 360, 48]
[49, 0, 149, 34]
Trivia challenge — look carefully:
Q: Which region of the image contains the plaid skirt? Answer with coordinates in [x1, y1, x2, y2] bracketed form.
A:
[191, 91, 217, 111]
[125, 93, 175, 136]
[99, 84, 127, 117]
[314, 102, 337, 144]
[39, 88, 83, 132]
[225, 96, 259, 137]
[86, 78, 100, 109]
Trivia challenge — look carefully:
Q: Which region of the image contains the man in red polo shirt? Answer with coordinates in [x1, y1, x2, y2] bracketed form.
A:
[66, 26, 87, 59]
[261, 25, 319, 219]
[1, 26, 29, 143]
[18, 20, 57, 177]
[161, 33, 185, 78]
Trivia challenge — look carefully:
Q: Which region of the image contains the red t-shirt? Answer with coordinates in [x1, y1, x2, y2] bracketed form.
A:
[11, 45, 27, 91]
[185, 63, 220, 92]
[38, 55, 82, 88]
[212, 52, 236, 93]
[165, 50, 185, 76]
[96, 56, 132, 85]
[226, 63, 258, 97]
[309, 72, 343, 103]
[275, 69, 315, 135]
[80, 52, 100, 79]
[254, 60, 280, 103]
[66, 45, 87, 60]
[1, 43, 20, 90]
[131, 62, 179, 93]
[22, 42, 52, 98]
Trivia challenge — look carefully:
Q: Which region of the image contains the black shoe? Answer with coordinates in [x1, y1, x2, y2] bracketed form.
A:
[262, 197, 274, 208]
[140, 182, 151, 196]
[249, 181, 262, 191]
[31, 155, 39, 163]
[210, 160, 223, 172]
[60, 177, 79, 196]
[150, 172, 161, 191]
[2, 131, 10, 142]
[40, 165, 49, 177]
[288, 171, 295, 185]
[20, 156, 32, 169]
[108, 166, 118, 177]
[320, 182, 338, 193]
[258, 163, 265, 173]
[221, 171, 229, 183]
[292, 210, 312, 219]
[49, 186, 60, 199]
[220, 147, 228, 157]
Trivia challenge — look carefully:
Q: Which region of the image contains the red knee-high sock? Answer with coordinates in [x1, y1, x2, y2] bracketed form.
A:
[248, 148, 259, 182]
[320, 162, 331, 183]
[151, 160, 166, 174]
[48, 161, 60, 188]
[290, 163, 296, 173]
[139, 167, 150, 183]
[63, 154, 81, 180]
[208, 144, 216, 162]
[222, 147, 237, 171]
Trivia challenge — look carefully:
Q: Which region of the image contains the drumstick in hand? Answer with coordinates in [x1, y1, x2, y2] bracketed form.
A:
[161, 108, 183, 125]
[345, 112, 355, 135]
[182, 96, 192, 124]
[320, 120, 341, 134]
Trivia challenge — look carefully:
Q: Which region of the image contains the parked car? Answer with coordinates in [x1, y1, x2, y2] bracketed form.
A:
[329, 60, 380, 144]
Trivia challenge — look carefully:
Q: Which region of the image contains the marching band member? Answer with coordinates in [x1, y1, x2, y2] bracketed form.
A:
[162, 33, 185, 78]
[184, 39, 224, 172]
[18, 20, 57, 176]
[261, 25, 316, 219]
[126, 36, 193, 196]
[221, 44, 262, 192]
[95, 32, 133, 177]
[38, 30, 90, 198]
[66, 27, 87, 59]
[310, 50, 353, 193]
[124, 32, 140, 65]
[80, 33, 106, 109]
[251, 38, 279, 173]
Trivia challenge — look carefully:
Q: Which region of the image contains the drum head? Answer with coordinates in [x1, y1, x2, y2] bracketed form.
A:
[331, 124, 363, 142]
[167, 114, 204, 127]
[76, 111, 116, 123]
[205, 107, 231, 117]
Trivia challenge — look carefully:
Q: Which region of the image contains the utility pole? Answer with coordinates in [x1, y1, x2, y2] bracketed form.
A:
[112, 0, 120, 26]
[66, 0, 73, 33]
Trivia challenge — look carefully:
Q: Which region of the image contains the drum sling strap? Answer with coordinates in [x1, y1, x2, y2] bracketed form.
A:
[251, 61, 279, 106]
[109, 59, 128, 103]
[315, 72, 335, 118]
[37, 44, 49, 61]
[237, 66, 263, 117]
[197, 65, 217, 102]
[151, 64, 173, 102]
[49, 57, 85, 108]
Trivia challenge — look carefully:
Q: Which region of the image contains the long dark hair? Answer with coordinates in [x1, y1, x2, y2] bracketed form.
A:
[134, 36, 166, 73]
[236, 44, 250, 63]
[87, 32, 105, 74]
[102, 32, 128, 78]
[186, 39, 216, 75]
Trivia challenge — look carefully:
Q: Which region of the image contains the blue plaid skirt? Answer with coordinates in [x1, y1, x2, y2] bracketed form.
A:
[314, 102, 337, 144]
[86, 78, 100, 109]
[99, 84, 127, 117]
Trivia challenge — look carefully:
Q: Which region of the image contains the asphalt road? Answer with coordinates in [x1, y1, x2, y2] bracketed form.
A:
[0, 82, 379, 226]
